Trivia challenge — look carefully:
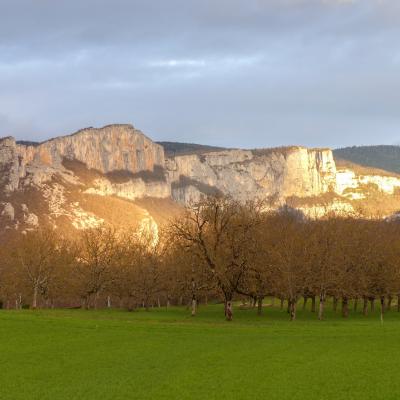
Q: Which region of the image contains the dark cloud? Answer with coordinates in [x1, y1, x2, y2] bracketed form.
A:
[1, 0, 400, 148]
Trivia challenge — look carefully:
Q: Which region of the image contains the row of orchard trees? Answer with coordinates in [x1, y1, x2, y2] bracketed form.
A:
[171, 197, 400, 320]
[1, 196, 400, 320]
[0, 227, 170, 311]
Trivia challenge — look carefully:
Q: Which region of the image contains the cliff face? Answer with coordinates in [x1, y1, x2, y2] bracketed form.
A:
[0, 136, 25, 192]
[165, 147, 337, 205]
[0, 125, 172, 236]
[18, 124, 165, 174]
[0, 124, 169, 198]
[2, 123, 400, 236]
[336, 169, 400, 199]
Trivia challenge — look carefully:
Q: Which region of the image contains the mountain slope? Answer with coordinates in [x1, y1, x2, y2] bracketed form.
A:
[157, 142, 227, 157]
[3, 124, 400, 238]
[0, 126, 180, 238]
[334, 145, 400, 174]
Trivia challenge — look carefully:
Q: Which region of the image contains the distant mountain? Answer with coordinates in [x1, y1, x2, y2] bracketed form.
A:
[4, 124, 400, 239]
[16, 140, 40, 146]
[157, 141, 226, 157]
[334, 145, 400, 174]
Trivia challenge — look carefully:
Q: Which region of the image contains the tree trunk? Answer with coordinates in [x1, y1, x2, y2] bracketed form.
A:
[107, 295, 111, 308]
[225, 300, 233, 321]
[342, 297, 349, 318]
[387, 296, 392, 311]
[127, 296, 134, 312]
[32, 285, 38, 309]
[280, 298, 284, 310]
[94, 292, 99, 310]
[191, 295, 197, 316]
[363, 297, 368, 316]
[353, 298, 358, 312]
[257, 297, 263, 316]
[302, 296, 308, 310]
[380, 296, 385, 314]
[318, 295, 325, 320]
[370, 298, 375, 312]
[333, 296, 338, 312]
[311, 296, 316, 313]
[289, 299, 297, 321]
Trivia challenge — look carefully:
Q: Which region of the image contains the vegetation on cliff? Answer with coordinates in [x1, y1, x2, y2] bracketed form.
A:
[334, 145, 400, 174]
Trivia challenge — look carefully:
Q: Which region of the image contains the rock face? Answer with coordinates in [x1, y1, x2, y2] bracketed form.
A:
[0, 124, 172, 235]
[1, 202, 15, 220]
[2, 122, 400, 236]
[0, 136, 24, 192]
[18, 124, 165, 174]
[0, 124, 169, 199]
[85, 177, 171, 201]
[336, 169, 400, 199]
[165, 147, 337, 205]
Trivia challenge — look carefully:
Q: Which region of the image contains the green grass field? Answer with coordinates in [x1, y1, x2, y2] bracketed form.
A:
[1, 302, 400, 400]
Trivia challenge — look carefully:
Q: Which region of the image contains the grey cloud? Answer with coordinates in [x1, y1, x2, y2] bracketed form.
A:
[1, 0, 400, 148]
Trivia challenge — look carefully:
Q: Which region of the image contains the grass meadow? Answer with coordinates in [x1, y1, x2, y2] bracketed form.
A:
[1, 301, 400, 400]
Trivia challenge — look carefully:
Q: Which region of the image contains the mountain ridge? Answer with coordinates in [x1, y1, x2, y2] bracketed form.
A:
[334, 145, 400, 175]
[2, 124, 400, 238]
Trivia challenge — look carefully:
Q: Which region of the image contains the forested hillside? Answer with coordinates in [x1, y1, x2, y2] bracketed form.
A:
[157, 141, 226, 156]
[334, 145, 400, 174]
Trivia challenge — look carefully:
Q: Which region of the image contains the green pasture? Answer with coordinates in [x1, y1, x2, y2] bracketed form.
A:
[0, 301, 399, 400]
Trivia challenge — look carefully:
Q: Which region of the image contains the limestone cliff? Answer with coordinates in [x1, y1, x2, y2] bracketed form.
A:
[0, 125, 173, 236]
[2, 123, 400, 236]
[165, 147, 337, 205]
[164, 144, 400, 217]
[336, 169, 400, 199]
[0, 136, 24, 192]
[18, 124, 165, 174]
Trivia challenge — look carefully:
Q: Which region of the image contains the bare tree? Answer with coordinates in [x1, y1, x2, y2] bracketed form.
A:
[171, 196, 262, 320]
[73, 226, 119, 309]
[11, 229, 59, 309]
[269, 213, 310, 321]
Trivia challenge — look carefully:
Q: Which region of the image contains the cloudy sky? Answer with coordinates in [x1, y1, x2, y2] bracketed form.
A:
[1, 0, 400, 148]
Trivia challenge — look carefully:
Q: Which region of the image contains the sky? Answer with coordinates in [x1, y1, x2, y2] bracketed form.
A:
[1, 0, 400, 149]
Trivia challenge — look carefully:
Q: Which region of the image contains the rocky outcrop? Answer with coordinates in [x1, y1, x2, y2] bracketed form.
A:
[165, 147, 337, 205]
[336, 169, 400, 199]
[1, 202, 15, 220]
[17, 124, 165, 174]
[85, 177, 171, 201]
[2, 123, 400, 234]
[1, 124, 168, 197]
[0, 125, 171, 235]
[0, 137, 25, 192]
[21, 204, 39, 227]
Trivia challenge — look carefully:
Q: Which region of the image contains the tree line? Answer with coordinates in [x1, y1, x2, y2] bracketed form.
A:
[1, 196, 400, 321]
